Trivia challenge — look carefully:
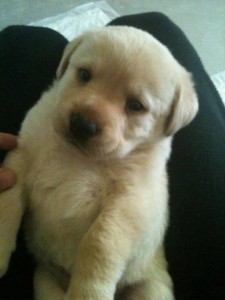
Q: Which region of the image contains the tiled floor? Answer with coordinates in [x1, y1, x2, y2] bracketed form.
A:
[0, 0, 224, 75]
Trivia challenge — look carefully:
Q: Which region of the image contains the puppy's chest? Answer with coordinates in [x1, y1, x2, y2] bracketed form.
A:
[24, 154, 121, 264]
[26, 158, 113, 225]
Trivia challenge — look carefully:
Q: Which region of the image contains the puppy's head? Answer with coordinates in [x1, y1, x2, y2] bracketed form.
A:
[53, 26, 198, 159]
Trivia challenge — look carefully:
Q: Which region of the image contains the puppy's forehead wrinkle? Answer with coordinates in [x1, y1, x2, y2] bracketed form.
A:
[77, 29, 152, 68]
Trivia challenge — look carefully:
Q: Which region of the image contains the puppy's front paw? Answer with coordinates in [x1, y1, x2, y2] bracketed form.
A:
[0, 250, 11, 278]
[64, 292, 113, 300]
[117, 280, 174, 300]
[149, 282, 174, 300]
[64, 282, 114, 300]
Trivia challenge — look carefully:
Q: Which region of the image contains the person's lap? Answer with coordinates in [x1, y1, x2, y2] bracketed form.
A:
[0, 12, 224, 300]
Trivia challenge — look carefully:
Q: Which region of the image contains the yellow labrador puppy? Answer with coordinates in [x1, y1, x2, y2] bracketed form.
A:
[0, 26, 198, 300]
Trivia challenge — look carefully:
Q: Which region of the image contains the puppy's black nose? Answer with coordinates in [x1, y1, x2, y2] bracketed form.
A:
[69, 113, 99, 142]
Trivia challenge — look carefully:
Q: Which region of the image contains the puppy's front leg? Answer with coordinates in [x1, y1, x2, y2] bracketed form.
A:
[0, 149, 27, 277]
[64, 203, 141, 300]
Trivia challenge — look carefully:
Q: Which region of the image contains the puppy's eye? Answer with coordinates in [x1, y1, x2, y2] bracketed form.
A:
[126, 98, 146, 112]
[78, 68, 92, 83]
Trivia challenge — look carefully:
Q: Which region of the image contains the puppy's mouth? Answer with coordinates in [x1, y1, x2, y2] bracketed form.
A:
[66, 134, 90, 155]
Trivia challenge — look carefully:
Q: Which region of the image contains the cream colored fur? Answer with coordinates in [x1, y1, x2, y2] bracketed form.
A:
[0, 26, 198, 300]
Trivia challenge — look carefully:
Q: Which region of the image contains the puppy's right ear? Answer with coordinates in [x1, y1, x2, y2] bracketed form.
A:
[165, 71, 198, 136]
[56, 37, 82, 79]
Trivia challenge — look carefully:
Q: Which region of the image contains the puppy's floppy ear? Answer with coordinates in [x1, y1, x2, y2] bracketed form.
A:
[165, 71, 198, 136]
[56, 37, 82, 79]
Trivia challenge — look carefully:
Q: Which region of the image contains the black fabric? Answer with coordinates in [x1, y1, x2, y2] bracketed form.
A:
[0, 25, 68, 159]
[0, 13, 225, 300]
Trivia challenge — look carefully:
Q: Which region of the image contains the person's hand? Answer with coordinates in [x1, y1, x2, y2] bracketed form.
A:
[0, 133, 17, 192]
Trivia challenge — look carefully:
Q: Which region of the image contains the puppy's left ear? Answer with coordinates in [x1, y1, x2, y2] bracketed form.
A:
[165, 71, 198, 136]
[56, 37, 82, 79]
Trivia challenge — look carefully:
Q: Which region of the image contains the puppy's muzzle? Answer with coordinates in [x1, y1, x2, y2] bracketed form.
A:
[69, 113, 100, 145]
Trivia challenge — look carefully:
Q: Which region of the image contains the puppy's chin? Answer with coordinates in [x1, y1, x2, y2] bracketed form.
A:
[61, 133, 133, 161]
[69, 140, 126, 161]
